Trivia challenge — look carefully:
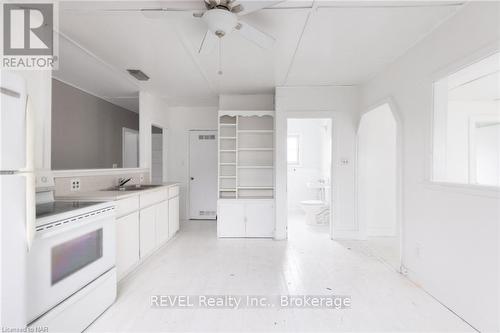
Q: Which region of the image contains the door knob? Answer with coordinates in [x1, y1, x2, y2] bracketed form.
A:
[190, 177, 194, 180]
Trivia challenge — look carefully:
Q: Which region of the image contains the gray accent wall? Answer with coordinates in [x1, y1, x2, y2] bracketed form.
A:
[52, 79, 139, 170]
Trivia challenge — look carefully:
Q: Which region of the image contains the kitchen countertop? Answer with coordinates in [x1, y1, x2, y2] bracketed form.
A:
[55, 182, 180, 201]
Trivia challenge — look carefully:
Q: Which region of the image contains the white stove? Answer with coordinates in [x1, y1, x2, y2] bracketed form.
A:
[27, 173, 117, 332]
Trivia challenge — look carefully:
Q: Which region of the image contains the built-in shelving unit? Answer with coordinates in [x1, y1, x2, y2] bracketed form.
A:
[218, 111, 275, 200]
[217, 110, 275, 238]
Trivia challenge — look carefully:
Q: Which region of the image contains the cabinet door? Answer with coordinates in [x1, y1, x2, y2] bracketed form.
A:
[116, 212, 140, 280]
[173, 196, 179, 233]
[245, 202, 274, 237]
[139, 205, 156, 258]
[168, 197, 179, 238]
[217, 202, 245, 237]
[156, 201, 169, 246]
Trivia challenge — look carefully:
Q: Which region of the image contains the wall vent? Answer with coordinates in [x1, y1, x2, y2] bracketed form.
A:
[127, 69, 150, 81]
[199, 210, 216, 216]
[198, 135, 216, 140]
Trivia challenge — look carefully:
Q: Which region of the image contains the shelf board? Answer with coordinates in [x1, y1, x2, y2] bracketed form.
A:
[219, 176, 236, 179]
[220, 189, 237, 192]
[238, 186, 274, 190]
[238, 165, 273, 169]
[238, 130, 274, 133]
[220, 163, 236, 166]
[220, 123, 236, 127]
[238, 148, 274, 151]
[220, 137, 236, 139]
[220, 150, 236, 152]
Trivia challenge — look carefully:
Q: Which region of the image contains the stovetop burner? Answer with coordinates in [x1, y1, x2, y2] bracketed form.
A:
[36, 201, 104, 219]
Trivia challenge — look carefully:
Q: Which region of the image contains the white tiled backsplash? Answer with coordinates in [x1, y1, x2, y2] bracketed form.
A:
[54, 172, 149, 196]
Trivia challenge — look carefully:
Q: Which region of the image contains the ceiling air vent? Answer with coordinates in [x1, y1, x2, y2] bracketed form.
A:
[127, 69, 150, 81]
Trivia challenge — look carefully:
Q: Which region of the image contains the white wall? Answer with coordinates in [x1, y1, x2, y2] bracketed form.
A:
[360, 3, 500, 331]
[166, 106, 218, 220]
[357, 105, 397, 237]
[287, 119, 331, 212]
[219, 94, 274, 111]
[139, 91, 169, 180]
[275, 86, 359, 239]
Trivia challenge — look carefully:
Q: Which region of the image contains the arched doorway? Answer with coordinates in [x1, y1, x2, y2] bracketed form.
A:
[357, 103, 400, 270]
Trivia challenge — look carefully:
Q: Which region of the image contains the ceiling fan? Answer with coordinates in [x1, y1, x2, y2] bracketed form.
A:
[138, 0, 278, 54]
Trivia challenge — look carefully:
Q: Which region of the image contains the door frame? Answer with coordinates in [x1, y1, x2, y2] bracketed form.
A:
[122, 127, 139, 168]
[357, 97, 404, 272]
[187, 129, 218, 220]
[276, 111, 338, 240]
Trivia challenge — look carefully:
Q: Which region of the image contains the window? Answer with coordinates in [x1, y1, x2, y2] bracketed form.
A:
[432, 52, 500, 187]
[287, 135, 300, 165]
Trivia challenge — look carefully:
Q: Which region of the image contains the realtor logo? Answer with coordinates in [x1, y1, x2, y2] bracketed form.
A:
[3, 3, 53, 56]
[1, 2, 57, 69]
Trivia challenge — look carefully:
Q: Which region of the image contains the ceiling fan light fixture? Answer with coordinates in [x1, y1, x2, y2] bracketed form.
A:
[202, 8, 237, 38]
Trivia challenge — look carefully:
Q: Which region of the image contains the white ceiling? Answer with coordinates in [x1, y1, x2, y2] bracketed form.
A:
[55, 1, 464, 108]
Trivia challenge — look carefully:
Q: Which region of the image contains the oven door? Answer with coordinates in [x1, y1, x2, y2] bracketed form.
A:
[27, 210, 115, 323]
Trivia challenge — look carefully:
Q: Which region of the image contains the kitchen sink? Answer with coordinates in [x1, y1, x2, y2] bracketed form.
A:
[101, 184, 163, 192]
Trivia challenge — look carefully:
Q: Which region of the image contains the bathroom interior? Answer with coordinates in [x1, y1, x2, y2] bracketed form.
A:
[287, 118, 332, 239]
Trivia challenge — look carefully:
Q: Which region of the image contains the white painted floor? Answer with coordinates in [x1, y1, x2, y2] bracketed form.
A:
[87, 219, 472, 332]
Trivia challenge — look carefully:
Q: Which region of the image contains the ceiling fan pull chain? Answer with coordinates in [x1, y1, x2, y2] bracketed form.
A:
[218, 38, 223, 75]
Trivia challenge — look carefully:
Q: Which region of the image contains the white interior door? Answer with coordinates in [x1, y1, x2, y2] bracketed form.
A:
[122, 128, 139, 168]
[189, 130, 217, 220]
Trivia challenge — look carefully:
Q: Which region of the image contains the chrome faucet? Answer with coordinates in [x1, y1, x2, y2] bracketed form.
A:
[118, 177, 132, 187]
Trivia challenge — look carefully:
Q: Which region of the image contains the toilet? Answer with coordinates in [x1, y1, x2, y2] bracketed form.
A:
[300, 200, 329, 225]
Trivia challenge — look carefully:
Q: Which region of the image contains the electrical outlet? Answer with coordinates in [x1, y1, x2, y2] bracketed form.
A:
[140, 174, 144, 183]
[70, 178, 81, 191]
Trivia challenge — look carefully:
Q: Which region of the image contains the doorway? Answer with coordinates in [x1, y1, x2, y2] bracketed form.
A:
[357, 103, 400, 270]
[151, 125, 166, 184]
[287, 118, 333, 240]
[122, 127, 139, 168]
[189, 130, 218, 220]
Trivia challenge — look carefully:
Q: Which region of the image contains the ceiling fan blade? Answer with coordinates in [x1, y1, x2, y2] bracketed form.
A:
[235, 21, 275, 49]
[199, 30, 218, 55]
[62, 7, 202, 19]
[236, 1, 287, 16]
[139, 8, 201, 19]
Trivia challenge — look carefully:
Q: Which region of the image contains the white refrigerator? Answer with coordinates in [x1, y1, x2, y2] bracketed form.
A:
[0, 72, 35, 328]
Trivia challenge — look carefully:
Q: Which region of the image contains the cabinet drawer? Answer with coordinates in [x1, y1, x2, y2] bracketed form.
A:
[140, 189, 168, 208]
[115, 196, 139, 217]
[168, 185, 179, 199]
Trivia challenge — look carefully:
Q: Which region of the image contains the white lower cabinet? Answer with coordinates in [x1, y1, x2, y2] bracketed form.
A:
[115, 185, 180, 281]
[168, 196, 180, 238]
[139, 205, 157, 258]
[218, 202, 245, 237]
[217, 200, 274, 238]
[156, 201, 169, 245]
[116, 212, 140, 279]
[245, 202, 274, 237]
